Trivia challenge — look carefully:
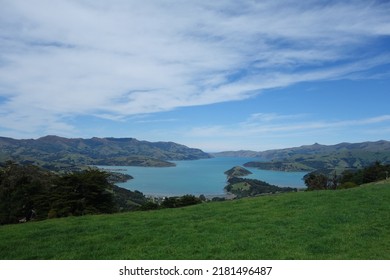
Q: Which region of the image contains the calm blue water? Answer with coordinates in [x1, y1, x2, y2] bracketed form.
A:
[100, 157, 307, 196]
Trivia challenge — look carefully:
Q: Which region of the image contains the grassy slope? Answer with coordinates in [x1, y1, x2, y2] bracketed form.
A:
[1, 181, 389, 260]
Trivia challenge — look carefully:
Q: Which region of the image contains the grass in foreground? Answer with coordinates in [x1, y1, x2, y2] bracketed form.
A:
[0, 181, 389, 259]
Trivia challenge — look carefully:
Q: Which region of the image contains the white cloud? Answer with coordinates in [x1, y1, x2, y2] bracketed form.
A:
[245, 113, 307, 124]
[0, 0, 389, 135]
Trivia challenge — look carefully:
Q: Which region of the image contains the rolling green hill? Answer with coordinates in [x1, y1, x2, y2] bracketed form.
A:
[0, 135, 211, 170]
[1, 181, 389, 260]
[231, 140, 390, 172]
[213, 140, 390, 160]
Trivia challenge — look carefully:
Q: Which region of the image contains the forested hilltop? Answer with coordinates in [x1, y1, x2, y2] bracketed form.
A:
[0, 135, 211, 171]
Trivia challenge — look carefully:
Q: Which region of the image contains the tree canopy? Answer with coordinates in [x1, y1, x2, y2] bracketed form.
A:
[0, 162, 142, 224]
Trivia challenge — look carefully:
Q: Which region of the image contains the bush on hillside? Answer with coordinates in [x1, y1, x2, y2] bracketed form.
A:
[304, 161, 390, 191]
[337, 182, 358, 189]
[161, 195, 202, 209]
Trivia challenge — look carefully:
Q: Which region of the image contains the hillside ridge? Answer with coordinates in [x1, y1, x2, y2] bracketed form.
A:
[212, 140, 390, 158]
[214, 140, 390, 172]
[0, 135, 211, 170]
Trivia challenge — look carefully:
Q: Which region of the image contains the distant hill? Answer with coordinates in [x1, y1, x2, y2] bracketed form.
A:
[212, 150, 262, 158]
[255, 140, 390, 161]
[214, 140, 390, 172]
[0, 135, 211, 170]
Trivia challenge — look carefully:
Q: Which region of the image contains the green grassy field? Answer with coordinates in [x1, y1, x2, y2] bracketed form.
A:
[1, 181, 389, 260]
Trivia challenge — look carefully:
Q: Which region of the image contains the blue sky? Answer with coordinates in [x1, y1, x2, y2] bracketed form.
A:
[0, 0, 390, 152]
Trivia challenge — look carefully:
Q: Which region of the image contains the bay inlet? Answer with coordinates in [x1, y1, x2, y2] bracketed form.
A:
[100, 157, 307, 197]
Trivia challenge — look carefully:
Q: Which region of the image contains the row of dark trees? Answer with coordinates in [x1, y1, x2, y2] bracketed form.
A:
[140, 195, 202, 211]
[304, 161, 390, 191]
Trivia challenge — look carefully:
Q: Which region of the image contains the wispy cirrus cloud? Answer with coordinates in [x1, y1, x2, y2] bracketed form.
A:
[0, 0, 390, 136]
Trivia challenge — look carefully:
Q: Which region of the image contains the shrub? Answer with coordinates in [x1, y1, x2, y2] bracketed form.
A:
[337, 182, 358, 189]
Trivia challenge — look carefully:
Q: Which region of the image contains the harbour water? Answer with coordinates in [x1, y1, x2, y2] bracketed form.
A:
[102, 157, 307, 197]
